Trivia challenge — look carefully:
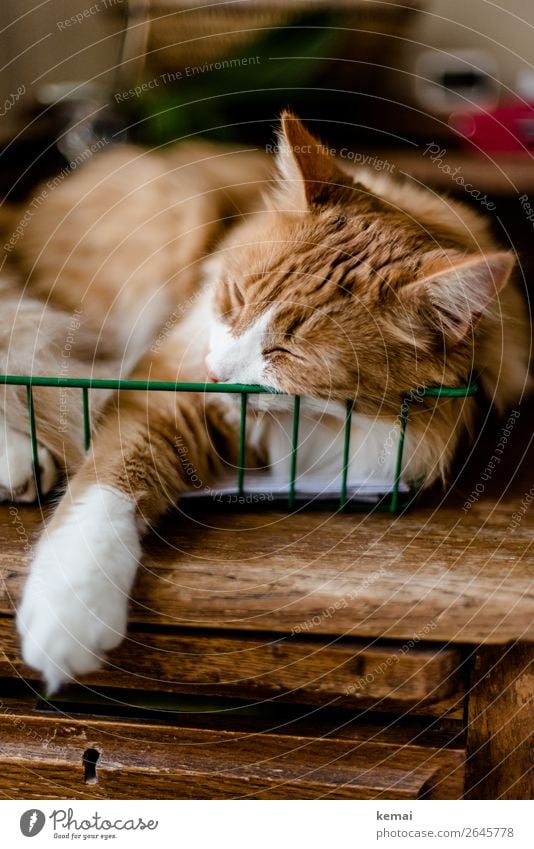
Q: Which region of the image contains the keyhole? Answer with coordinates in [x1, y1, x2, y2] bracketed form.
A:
[83, 748, 100, 785]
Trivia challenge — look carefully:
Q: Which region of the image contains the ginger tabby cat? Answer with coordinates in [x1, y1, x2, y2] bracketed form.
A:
[0, 113, 528, 690]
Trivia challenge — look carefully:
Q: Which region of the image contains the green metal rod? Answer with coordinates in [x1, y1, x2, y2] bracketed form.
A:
[0, 374, 479, 397]
[0, 375, 281, 393]
[237, 392, 247, 496]
[339, 400, 353, 511]
[288, 396, 301, 509]
[419, 384, 478, 397]
[390, 396, 411, 514]
[4, 374, 478, 513]
[26, 385, 42, 499]
[82, 387, 91, 451]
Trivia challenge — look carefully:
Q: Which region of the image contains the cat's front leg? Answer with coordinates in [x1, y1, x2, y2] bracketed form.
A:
[17, 388, 227, 692]
[17, 484, 141, 692]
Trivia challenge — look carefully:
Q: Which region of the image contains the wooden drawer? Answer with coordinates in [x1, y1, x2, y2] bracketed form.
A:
[1, 488, 531, 799]
[0, 698, 465, 799]
[0, 618, 464, 713]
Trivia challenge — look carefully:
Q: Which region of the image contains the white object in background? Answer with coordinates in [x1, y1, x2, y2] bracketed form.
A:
[516, 68, 534, 100]
[414, 48, 500, 114]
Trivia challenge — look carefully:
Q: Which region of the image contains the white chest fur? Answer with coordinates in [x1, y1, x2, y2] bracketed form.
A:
[172, 287, 412, 499]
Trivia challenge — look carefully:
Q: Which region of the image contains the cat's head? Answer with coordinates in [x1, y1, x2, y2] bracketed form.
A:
[205, 112, 513, 409]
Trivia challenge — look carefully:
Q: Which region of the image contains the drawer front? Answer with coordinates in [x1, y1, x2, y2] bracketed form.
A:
[0, 702, 465, 800]
[0, 617, 464, 712]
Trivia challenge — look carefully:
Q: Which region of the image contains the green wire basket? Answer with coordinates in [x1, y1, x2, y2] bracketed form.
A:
[0, 375, 478, 513]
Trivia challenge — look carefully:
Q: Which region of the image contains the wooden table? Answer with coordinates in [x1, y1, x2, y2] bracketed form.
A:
[373, 148, 534, 196]
[0, 404, 532, 799]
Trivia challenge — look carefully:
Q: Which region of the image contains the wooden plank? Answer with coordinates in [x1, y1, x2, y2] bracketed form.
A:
[408, 692, 465, 722]
[0, 707, 464, 800]
[0, 501, 533, 643]
[0, 693, 467, 749]
[0, 618, 463, 709]
[369, 149, 534, 196]
[466, 643, 534, 800]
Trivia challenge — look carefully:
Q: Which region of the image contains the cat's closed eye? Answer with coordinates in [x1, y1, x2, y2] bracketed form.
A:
[232, 283, 245, 305]
[263, 346, 292, 356]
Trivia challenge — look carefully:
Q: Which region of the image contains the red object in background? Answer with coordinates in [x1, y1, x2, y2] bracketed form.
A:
[450, 102, 534, 153]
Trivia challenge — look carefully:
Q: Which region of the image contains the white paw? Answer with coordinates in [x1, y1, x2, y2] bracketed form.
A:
[17, 485, 141, 692]
[0, 421, 56, 502]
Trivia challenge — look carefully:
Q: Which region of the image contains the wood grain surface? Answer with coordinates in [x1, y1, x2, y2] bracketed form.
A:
[0, 404, 532, 799]
[0, 495, 532, 643]
[466, 642, 534, 799]
[0, 702, 465, 800]
[0, 618, 463, 710]
[370, 149, 534, 195]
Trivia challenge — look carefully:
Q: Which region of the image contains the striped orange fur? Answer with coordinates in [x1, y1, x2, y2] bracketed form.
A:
[3, 113, 529, 690]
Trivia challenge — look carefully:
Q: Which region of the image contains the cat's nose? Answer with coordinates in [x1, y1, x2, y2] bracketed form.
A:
[205, 357, 219, 383]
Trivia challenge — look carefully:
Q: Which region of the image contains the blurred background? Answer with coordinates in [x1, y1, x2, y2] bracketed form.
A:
[2, 0, 534, 272]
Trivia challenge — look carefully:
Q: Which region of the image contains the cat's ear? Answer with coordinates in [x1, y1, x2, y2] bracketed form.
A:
[271, 110, 352, 211]
[401, 252, 514, 344]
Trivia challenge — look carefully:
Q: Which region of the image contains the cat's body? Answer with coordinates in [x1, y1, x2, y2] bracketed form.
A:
[1, 114, 530, 690]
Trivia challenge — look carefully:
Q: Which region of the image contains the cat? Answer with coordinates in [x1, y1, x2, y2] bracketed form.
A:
[1, 139, 271, 495]
[4, 112, 530, 692]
